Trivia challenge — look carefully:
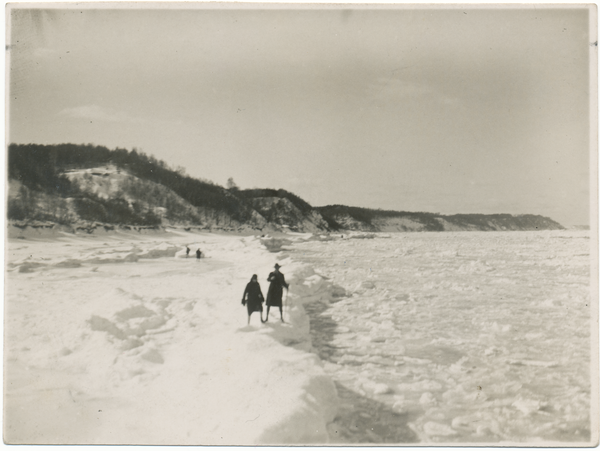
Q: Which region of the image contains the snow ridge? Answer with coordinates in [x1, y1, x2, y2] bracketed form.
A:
[4, 231, 340, 445]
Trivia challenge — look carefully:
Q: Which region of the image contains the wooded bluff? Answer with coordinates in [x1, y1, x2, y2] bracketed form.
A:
[7, 143, 565, 234]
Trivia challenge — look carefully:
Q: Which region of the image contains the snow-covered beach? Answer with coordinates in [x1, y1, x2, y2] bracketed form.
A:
[4, 228, 338, 445]
[3, 228, 596, 445]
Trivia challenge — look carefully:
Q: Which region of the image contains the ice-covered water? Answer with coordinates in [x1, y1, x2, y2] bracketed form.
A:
[4, 228, 594, 445]
[285, 230, 592, 443]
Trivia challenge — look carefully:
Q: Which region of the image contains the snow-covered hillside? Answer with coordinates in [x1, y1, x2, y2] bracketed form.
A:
[317, 206, 565, 232]
[64, 165, 270, 230]
[249, 197, 331, 233]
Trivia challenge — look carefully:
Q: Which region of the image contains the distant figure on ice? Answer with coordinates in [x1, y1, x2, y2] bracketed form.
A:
[186, 246, 190, 257]
[196, 248, 202, 259]
[265, 263, 289, 322]
[241, 274, 264, 325]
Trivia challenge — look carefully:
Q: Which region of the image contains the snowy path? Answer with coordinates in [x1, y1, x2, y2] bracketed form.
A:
[287, 230, 593, 444]
[4, 230, 337, 445]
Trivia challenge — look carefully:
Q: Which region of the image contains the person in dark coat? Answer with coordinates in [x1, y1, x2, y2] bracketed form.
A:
[265, 263, 289, 322]
[186, 246, 190, 257]
[196, 248, 202, 259]
[242, 274, 265, 324]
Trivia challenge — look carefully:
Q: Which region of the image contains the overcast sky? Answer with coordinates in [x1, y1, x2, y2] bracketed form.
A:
[7, 5, 594, 226]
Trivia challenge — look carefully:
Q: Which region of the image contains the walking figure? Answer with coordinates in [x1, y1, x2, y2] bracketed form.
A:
[186, 246, 190, 257]
[196, 248, 202, 259]
[265, 263, 289, 322]
[241, 274, 265, 325]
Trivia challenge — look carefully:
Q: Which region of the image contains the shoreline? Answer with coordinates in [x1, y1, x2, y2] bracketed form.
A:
[7, 219, 585, 243]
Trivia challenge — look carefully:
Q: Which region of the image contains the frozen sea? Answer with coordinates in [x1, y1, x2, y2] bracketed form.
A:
[3, 227, 595, 445]
[282, 230, 593, 443]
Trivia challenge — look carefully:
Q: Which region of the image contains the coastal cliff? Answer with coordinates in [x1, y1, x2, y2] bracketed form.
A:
[317, 205, 565, 232]
[7, 143, 565, 233]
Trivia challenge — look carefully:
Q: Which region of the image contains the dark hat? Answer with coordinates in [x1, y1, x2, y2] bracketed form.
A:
[274, 263, 282, 269]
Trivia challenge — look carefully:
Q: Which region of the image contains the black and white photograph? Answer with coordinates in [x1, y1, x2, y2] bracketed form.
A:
[4, 2, 598, 446]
